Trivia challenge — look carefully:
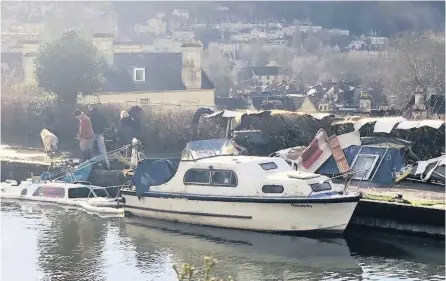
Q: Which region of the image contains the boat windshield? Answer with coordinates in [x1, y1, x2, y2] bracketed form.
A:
[181, 139, 238, 160]
[93, 188, 110, 198]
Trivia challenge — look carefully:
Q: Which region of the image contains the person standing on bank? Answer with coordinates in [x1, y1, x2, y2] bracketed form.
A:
[116, 110, 135, 157]
[74, 109, 94, 162]
[88, 104, 110, 169]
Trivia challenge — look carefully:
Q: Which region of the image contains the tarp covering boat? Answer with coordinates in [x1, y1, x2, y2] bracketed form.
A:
[317, 137, 416, 184]
[133, 159, 179, 197]
[408, 155, 446, 183]
[40, 159, 94, 183]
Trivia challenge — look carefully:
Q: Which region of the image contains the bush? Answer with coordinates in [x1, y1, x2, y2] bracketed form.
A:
[1, 91, 221, 154]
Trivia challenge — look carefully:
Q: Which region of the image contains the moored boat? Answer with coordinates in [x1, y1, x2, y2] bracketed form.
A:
[121, 139, 362, 234]
[1, 179, 125, 216]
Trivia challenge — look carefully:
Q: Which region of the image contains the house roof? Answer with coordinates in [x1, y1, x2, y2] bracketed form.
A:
[101, 52, 214, 93]
[215, 97, 248, 110]
[251, 66, 289, 76]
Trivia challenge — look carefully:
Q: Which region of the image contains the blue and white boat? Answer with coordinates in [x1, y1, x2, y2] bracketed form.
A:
[121, 139, 362, 234]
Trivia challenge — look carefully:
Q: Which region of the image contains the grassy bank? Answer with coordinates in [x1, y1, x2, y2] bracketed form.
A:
[1, 92, 221, 154]
[363, 193, 445, 207]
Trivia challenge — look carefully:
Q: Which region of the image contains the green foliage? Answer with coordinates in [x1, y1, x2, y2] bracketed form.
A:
[173, 256, 233, 281]
[363, 193, 445, 207]
[34, 29, 105, 106]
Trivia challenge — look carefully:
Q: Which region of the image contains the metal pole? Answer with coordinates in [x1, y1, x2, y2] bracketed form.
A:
[370, 148, 389, 181]
[225, 118, 231, 139]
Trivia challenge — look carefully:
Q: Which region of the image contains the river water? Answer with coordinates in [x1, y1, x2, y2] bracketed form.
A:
[1, 202, 444, 281]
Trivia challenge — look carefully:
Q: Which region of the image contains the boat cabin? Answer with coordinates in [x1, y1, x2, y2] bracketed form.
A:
[3, 180, 112, 200]
[132, 139, 341, 198]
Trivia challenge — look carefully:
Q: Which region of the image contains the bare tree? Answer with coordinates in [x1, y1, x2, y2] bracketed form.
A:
[202, 46, 235, 97]
[382, 32, 445, 106]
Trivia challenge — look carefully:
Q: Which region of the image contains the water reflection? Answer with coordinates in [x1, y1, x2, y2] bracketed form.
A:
[1, 202, 444, 281]
[122, 217, 363, 281]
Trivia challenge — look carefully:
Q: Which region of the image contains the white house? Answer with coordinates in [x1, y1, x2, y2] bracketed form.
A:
[328, 28, 350, 36]
[172, 9, 189, 19]
[172, 30, 195, 41]
[134, 17, 167, 36]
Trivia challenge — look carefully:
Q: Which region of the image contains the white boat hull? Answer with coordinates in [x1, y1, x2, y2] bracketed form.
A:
[122, 192, 360, 233]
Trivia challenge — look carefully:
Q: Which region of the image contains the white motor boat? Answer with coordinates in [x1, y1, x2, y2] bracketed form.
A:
[121, 139, 362, 234]
[1, 179, 125, 216]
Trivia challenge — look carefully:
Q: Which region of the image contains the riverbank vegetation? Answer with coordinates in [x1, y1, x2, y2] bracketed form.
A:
[1, 90, 219, 154]
[363, 193, 445, 207]
[173, 256, 233, 281]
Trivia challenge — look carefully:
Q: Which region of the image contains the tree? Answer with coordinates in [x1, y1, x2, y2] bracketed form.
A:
[202, 46, 235, 97]
[34, 30, 105, 105]
[382, 32, 445, 106]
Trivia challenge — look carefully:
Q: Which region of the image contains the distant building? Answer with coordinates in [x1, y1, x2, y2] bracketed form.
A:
[134, 17, 167, 36]
[328, 28, 350, 36]
[348, 40, 365, 50]
[404, 88, 445, 119]
[248, 66, 292, 87]
[2, 33, 215, 110]
[172, 9, 189, 19]
[368, 36, 388, 49]
[172, 29, 195, 41]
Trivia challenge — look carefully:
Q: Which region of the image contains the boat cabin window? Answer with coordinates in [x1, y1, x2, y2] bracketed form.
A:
[211, 170, 237, 186]
[21, 189, 27, 196]
[184, 169, 238, 187]
[93, 188, 109, 198]
[184, 169, 211, 184]
[68, 187, 93, 199]
[351, 154, 380, 180]
[262, 185, 284, 194]
[310, 182, 332, 192]
[260, 162, 278, 170]
[32, 186, 66, 198]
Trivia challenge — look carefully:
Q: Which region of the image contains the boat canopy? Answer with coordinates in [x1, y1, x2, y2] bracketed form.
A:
[181, 139, 240, 161]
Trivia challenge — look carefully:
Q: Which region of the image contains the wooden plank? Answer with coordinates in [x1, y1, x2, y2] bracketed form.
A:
[328, 135, 350, 174]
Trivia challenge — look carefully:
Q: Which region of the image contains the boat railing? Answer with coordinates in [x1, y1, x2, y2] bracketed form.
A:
[306, 170, 367, 198]
[45, 144, 132, 182]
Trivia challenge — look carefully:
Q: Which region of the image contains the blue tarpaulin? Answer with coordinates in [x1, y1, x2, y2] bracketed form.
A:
[40, 159, 94, 183]
[317, 145, 407, 184]
[133, 159, 179, 197]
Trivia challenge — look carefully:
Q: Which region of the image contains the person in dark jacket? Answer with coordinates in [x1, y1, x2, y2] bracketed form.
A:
[128, 105, 143, 138]
[116, 110, 136, 156]
[88, 104, 110, 169]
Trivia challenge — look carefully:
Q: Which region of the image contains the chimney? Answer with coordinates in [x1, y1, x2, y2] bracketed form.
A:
[414, 87, 425, 106]
[359, 91, 372, 113]
[92, 33, 114, 65]
[22, 40, 39, 82]
[181, 41, 203, 89]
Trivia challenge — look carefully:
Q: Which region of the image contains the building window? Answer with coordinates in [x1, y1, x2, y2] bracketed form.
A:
[133, 67, 145, 82]
[185, 59, 195, 67]
[184, 169, 238, 187]
[188, 70, 197, 81]
[351, 154, 380, 180]
[140, 98, 149, 107]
